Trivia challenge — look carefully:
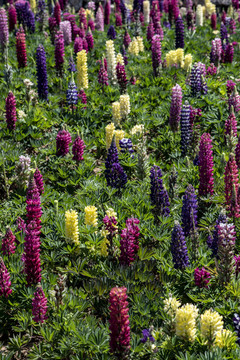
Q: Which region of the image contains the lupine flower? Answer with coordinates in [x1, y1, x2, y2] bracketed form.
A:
[227, 80, 236, 97]
[106, 123, 115, 150]
[147, 21, 154, 42]
[228, 86, 240, 114]
[72, 135, 85, 162]
[171, 222, 190, 269]
[186, 10, 194, 30]
[217, 222, 236, 284]
[16, 27, 27, 68]
[215, 329, 236, 348]
[78, 89, 87, 109]
[85, 205, 98, 227]
[79, 8, 87, 30]
[76, 50, 88, 89]
[56, 129, 71, 156]
[102, 209, 118, 256]
[54, 1, 61, 26]
[143, 0, 150, 23]
[116, 63, 128, 94]
[183, 54, 192, 71]
[0, 257, 12, 297]
[104, 0, 110, 25]
[115, 11, 122, 27]
[141, 328, 155, 343]
[225, 43, 234, 63]
[233, 314, 240, 344]
[65, 209, 79, 245]
[16, 155, 31, 186]
[175, 304, 198, 342]
[26, 175, 42, 234]
[199, 133, 214, 196]
[119, 138, 134, 155]
[225, 107, 237, 138]
[112, 102, 121, 123]
[163, 296, 181, 317]
[109, 287, 130, 356]
[128, 37, 139, 55]
[60, 20, 72, 45]
[200, 310, 223, 342]
[224, 154, 240, 218]
[151, 35, 162, 76]
[229, 18, 236, 34]
[220, 22, 228, 48]
[49, 17, 57, 43]
[68, 57, 76, 72]
[74, 36, 83, 54]
[232, 0, 239, 9]
[34, 168, 44, 196]
[88, 1, 95, 10]
[32, 284, 48, 323]
[150, 165, 170, 217]
[105, 139, 127, 189]
[36, 45, 48, 101]
[120, 218, 140, 266]
[120, 94, 130, 119]
[15, 0, 29, 28]
[210, 38, 222, 65]
[137, 36, 144, 52]
[17, 217, 26, 233]
[107, 25, 116, 40]
[98, 61, 109, 88]
[196, 4, 203, 26]
[26, 7, 35, 33]
[96, 6, 104, 31]
[175, 16, 184, 49]
[124, 30, 131, 48]
[235, 136, 240, 169]
[8, 5, 17, 32]
[234, 255, 240, 276]
[169, 84, 182, 132]
[82, 37, 88, 53]
[106, 40, 117, 84]
[5, 91, 17, 131]
[88, 18, 95, 31]
[190, 63, 202, 97]
[86, 29, 94, 50]
[66, 80, 78, 106]
[180, 101, 191, 156]
[0, 8, 9, 52]
[1, 228, 16, 257]
[55, 30, 65, 74]
[114, 130, 125, 151]
[181, 184, 198, 237]
[24, 220, 41, 285]
[211, 13, 217, 29]
[207, 212, 227, 257]
[207, 63, 217, 76]
[194, 267, 211, 288]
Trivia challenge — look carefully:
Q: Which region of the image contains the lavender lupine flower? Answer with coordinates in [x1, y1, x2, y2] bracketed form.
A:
[60, 21, 72, 45]
[55, 31, 65, 74]
[26, 175, 42, 234]
[86, 30, 94, 50]
[175, 16, 184, 49]
[119, 138, 134, 155]
[171, 222, 190, 270]
[228, 86, 240, 114]
[109, 287, 130, 356]
[72, 135, 85, 162]
[180, 101, 191, 156]
[34, 168, 44, 196]
[8, 5, 17, 32]
[190, 63, 202, 97]
[0, 257, 12, 297]
[56, 129, 72, 156]
[207, 212, 227, 257]
[98, 61, 109, 87]
[1, 228, 16, 257]
[120, 217, 140, 266]
[36, 45, 48, 101]
[233, 314, 240, 344]
[0, 8, 9, 52]
[24, 220, 41, 285]
[116, 62, 128, 94]
[5, 91, 17, 131]
[66, 80, 78, 106]
[124, 30, 131, 48]
[169, 84, 182, 132]
[107, 25, 116, 40]
[32, 284, 48, 323]
[225, 43, 234, 63]
[151, 34, 162, 76]
[150, 165, 170, 217]
[181, 184, 198, 237]
[199, 133, 214, 196]
[217, 222, 236, 284]
[194, 267, 211, 288]
[141, 329, 155, 343]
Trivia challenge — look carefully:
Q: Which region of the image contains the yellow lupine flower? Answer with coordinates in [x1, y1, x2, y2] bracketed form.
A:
[116, 53, 124, 66]
[137, 36, 144, 52]
[106, 122, 115, 150]
[77, 50, 88, 89]
[85, 9, 94, 20]
[128, 38, 139, 55]
[215, 329, 237, 349]
[163, 297, 181, 317]
[106, 207, 117, 219]
[85, 206, 98, 227]
[166, 50, 177, 67]
[99, 229, 109, 256]
[200, 310, 224, 341]
[114, 130, 125, 151]
[30, 0, 36, 12]
[176, 48, 184, 67]
[175, 304, 198, 342]
[65, 210, 79, 245]
[120, 94, 130, 119]
[131, 124, 144, 135]
[183, 54, 193, 71]
[112, 101, 121, 124]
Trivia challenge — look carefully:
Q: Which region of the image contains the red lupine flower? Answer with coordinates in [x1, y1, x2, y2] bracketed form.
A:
[16, 26, 27, 68]
[8, 5, 17, 32]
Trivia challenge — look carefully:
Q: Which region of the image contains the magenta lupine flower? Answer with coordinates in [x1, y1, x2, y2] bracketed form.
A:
[98, 61, 109, 87]
[72, 135, 85, 162]
[236, 136, 240, 169]
[115, 12, 122, 27]
[82, 37, 89, 53]
[225, 43, 234, 63]
[16, 217, 26, 233]
[119, 218, 140, 266]
[55, 30, 65, 74]
[147, 21, 154, 42]
[26, 175, 42, 234]
[1, 228, 16, 257]
[152, 34, 161, 76]
[32, 284, 48, 323]
[48, 16, 57, 43]
[225, 108, 237, 138]
[79, 26, 85, 38]
[78, 89, 87, 108]
[60, 20, 72, 45]
[0, 257, 12, 297]
[79, 8, 87, 30]
[5, 91, 17, 131]
[115, 0, 121, 12]
[116, 62, 128, 94]
[24, 220, 41, 285]
[224, 154, 240, 218]
[8, 5, 17, 32]
[124, 30, 131, 48]
[86, 30, 94, 50]
[228, 86, 240, 113]
[211, 13, 217, 30]
[88, 18, 95, 31]
[109, 287, 130, 356]
[0, 8, 9, 52]
[206, 63, 217, 76]
[16, 26, 27, 68]
[96, 6, 104, 31]
[227, 80, 236, 97]
[169, 84, 182, 132]
[199, 133, 214, 196]
[103, 215, 118, 238]
[194, 267, 211, 288]
[74, 36, 83, 54]
[56, 129, 72, 156]
[235, 255, 240, 276]
[34, 168, 44, 195]
[104, 0, 110, 25]
[130, 76, 136, 85]
[54, 1, 61, 26]
[229, 18, 236, 34]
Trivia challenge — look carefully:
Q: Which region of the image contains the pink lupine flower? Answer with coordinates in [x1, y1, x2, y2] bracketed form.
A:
[26, 175, 42, 234]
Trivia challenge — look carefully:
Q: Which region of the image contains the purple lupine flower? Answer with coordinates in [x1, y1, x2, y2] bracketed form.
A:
[169, 84, 182, 132]
[119, 138, 134, 155]
[0, 257, 12, 297]
[234, 255, 240, 276]
[207, 212, 227, 258]
[60, 20, 72, 45]
[104, 0, 111, 25]
[72, 135, 85, 162]
[236, 136, 240, 169]
[154, 21, 164, 40]
[24, 220, 41, 285]
[115, 12, 122, 27]
[175, 16, 184, 49]
[233, 313, 240, 344]
[26, 8, 35, 33]
[32, 284, 48, 323]
[66, 80, 78, 106]
[217, 222, 236, 284]
[1, 228, 16, 257]
[56, 129, 72, 156]
[147, 21, 154, 42]
[228, 86, 240, 113]
[98, 61, 109, 87]
[0, 8, 9, 52]
[107, 25, 116, 40]
[86, 29, 94, 50]
[150, 165, 170, 217]
[74, 36, 83, 54]
[68, 57, 76, 72]
[171, 222, 190, 270]
[194, 267, 211, 288]
[49, 16, 57, 43]
[229, 18, 236, 34]
[108, 163, 128, 189]
[15, 0, 29, 28]
[180, 101, 191, 156]
[225, 43, 234, 63]
[34, 168, 44, 195]
[141, 329, 155, 343]
[199, 133, 214, 196]
[116, 62, 128, 94]
[151, 34, 162, 76]
[190, 63, 202, 97]
[186, 10, 194, 30]
[26, 175, 42, 234]
[96, 6, 104, 31]
[55, 30, 65, 74]
[124, 30, 131, 48]
[16, 217, 26, 233]
[181, 184, 198, 237]
[53, 1, 61, 26]
[36, 45, 48, 101]
[8, 5, 17, 32]
[105, 139, 127, 189]
[5, 91, 17, 130]
[120, 218, 140, 266]
[220, 22, 228, 48]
